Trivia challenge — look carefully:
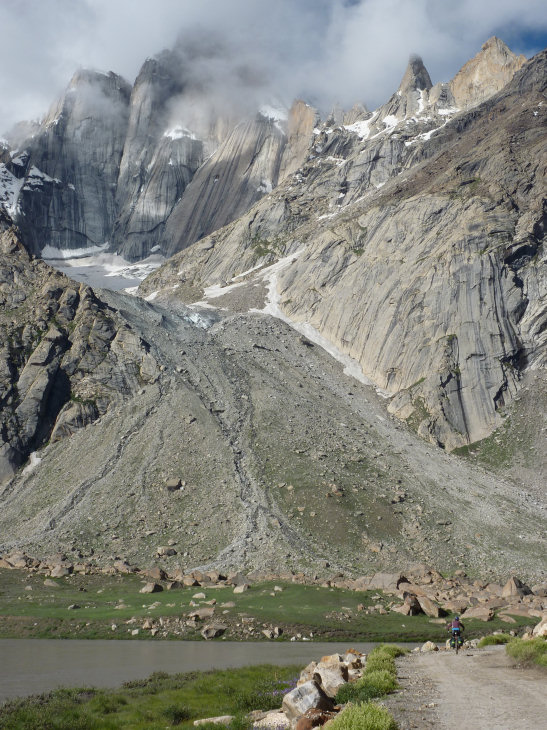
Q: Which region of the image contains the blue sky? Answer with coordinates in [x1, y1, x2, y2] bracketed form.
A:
[0, 0, 546, 133]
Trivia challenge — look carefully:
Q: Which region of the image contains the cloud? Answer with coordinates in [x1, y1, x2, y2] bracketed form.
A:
[0, 0, 546, 134]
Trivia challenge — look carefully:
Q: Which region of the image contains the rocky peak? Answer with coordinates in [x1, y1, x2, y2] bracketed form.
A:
[449, 36, 526, 109]
[398, 55, 433, 94]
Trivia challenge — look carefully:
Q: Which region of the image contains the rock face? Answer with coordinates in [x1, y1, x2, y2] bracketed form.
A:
[7, 70, 130, 255]
[142, 46, 546, 450]
[0, 217, 159, 481]
[449, 37, 526, 109]
[1, 47, 310, 263]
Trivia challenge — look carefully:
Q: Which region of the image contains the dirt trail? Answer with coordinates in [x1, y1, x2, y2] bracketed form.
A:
[384, 646, 547, 730]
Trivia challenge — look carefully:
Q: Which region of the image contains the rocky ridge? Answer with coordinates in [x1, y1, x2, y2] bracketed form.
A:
[141, 42, 546, 452]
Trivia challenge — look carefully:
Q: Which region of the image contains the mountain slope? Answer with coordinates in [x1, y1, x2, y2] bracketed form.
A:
[141, 46, 546, 453]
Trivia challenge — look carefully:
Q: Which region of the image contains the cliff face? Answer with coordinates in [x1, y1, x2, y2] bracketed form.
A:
[5, 70, 131, 255]
[141, 47, 547, 451]
[0, 216, 159, 482]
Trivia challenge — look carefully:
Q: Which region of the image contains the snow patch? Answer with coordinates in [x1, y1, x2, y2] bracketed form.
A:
[0, 163, 24, 216]
[22, 452, 42, 476]
[382, 115, 399, 130]
[164, 126, 197, 141]
[44, 248, 164, 291]
[42, 243, 110, 260]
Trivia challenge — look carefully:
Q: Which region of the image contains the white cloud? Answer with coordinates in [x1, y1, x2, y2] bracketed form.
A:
[0, 0, 545, 133]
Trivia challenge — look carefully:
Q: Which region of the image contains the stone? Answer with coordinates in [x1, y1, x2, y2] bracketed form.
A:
[421, 641, 439, 652]
[367, 573, 408, 593]
[188, 606, 215, 620]
[253, 710, 290, 729]
[165, 478, 182, 491]
[313, 664, 348, 698]
[50, 564, 72, 578]
[156, 546, 177, 557]
[463, 606, 494, 621]
[502, 576, 532, 599]
[295, 708, 338, 730]
[531, 615, 547, 637]
[193, 716, 233, 727]
[43, 579, 59, 588]
[417, 595, 444, 618]
[201, 623, 227, 640]
[140, 582, 163, 594]
[233, 583, 250, 594]
[282, 681, 335, 722]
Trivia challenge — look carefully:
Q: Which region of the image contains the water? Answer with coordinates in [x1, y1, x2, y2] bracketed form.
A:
[0, 639, 385, 703]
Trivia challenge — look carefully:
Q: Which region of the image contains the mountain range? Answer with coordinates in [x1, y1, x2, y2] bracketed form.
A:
[0, 38, 545, 581]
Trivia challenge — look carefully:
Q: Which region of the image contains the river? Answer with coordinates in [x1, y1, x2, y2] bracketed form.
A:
[0, 639, 390, 703]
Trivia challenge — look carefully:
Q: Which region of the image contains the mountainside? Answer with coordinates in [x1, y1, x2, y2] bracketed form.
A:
[0, 217, 544, 580]
[142, 44, 547, 453]
[0, 38, 545, 581]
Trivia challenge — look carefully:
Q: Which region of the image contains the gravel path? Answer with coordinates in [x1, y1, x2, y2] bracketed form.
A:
[384, 646, 547, 730]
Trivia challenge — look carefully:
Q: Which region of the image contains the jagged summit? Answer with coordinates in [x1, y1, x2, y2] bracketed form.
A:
[449, 35, 526, 108]
[398, 54, 433, 94]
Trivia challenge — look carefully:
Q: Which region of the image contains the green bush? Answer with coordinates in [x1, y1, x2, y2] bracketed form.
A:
[478, 634, 511, 647]
[161, 703, 192, 724]
[506, 637, 547, 667]
[363, 653, 396, 674]
[328, 701, 398, 730]
[375, 644, 408, 659]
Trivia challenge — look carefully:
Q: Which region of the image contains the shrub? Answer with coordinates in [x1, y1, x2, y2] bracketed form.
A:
[375, 644, 408, 659]
[328, 701, 398, 730]
[161, 703, 192, 724]
[506, 637, 547, 667]
[335, 669, 398, 704]
[478, 634, 511, 647]
[363, 653, 396, 674]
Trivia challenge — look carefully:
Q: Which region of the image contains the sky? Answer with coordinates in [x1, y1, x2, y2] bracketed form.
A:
[0, 0, 546, 133]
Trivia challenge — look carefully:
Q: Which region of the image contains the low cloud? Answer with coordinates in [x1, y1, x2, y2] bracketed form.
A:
[0, 0, 545, 134]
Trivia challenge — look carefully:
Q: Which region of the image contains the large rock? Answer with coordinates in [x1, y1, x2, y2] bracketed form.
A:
[531, 615, 547, 637]
[417, 595, 444, 618]
[282, 681, 335, 722]
[201, 623, 227, 640]
[502, 576, 532, 599]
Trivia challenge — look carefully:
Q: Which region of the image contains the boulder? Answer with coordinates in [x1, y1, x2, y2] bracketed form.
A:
[531, 584, 547, 598]
[367, 572, 408, 593]
[201, 623, 227, 640]
[144, 566, 167, 582]
[194, 716, 233, 726]
[188, 606, 215, 620]
[50, 564, 72, 578]
[501, 576, 532, 599]
[417, 595, 444, 618]
[531, 615, 547, 637]
[282, 681, 334, 722]
[295, 709, 338, 730]
[139, 582, 163, 594]
[233, 583, 250, 594]
[253, 711, 290, 729]
[403, 593, 423, 615]
[313, 664, 348, 699]
[156, 546, 177, 557]
[165, 478, 182, 491]
[421, 641, 439, 652]
[463, 606, 493, 621]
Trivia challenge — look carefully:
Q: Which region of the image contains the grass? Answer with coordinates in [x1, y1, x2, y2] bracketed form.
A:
[335, 644, 405, 704]
[328, 701, 398, 730]
[0, 570, 534, 642]
[478, 634, 511, 647]
[0, 664, 300, 729]
[505, 638, 547, 668]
